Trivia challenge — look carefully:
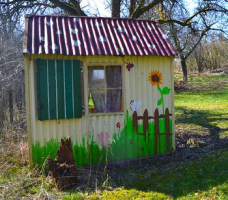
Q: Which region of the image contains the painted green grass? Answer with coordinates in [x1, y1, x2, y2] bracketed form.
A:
[33, 111, 172, 166]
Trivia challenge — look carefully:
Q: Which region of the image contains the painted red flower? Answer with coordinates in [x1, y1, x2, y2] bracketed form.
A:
[116, 122, 121, 128]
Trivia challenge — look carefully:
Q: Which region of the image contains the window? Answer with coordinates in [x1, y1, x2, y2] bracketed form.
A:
[36, 59, 83, 120]
[88, 65, 123, 113]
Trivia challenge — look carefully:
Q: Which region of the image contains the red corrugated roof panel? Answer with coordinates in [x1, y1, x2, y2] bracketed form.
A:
[23, 15, 176, 56]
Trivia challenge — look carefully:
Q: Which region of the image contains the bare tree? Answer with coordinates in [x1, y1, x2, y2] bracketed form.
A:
[193, 33, 228, 73]
[153, 0, 228, 81]
[0, 2, 24, 131]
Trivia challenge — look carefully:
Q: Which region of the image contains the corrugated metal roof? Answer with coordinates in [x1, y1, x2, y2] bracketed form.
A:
[23, 15, 176, 56]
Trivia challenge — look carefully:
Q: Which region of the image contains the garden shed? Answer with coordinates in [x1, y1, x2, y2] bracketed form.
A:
[23, 15, 176, 166]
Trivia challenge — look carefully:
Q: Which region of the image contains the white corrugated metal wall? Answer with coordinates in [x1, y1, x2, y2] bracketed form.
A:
[25, 54, 174, 164]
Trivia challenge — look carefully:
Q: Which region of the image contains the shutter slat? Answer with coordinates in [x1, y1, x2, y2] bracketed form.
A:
[65, 60, 73, 118]
[48, 60, 57, 119]
[57, 60, 65, 119]
[37, 59, 49, 120]
[73, 60, 82, 118]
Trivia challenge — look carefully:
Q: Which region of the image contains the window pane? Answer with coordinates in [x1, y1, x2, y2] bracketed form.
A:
[106, 89, 122, 112]
[88, 66, 105, 89]
[106, 66, 122, 88]
[90, 89, 105, 113]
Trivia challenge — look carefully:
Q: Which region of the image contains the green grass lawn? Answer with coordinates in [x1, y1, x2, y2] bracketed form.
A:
[1, 72, 228, 199]
[175, 73, 228, 139]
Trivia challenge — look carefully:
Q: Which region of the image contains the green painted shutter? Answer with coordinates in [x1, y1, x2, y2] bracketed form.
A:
[36, 59, 82, 120]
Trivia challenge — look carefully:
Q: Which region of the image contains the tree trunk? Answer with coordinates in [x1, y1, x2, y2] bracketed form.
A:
[111, 0, 121, 18]
[129, 0, 136, 16]
[180, 56, 188, 82]
[0, 85, 3, 131]
[9, 89, 13, 124]
[198, 60, 204, 73]
[16, 88, 23, 114]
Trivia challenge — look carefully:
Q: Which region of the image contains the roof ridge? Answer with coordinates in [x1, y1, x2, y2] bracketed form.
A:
[25, 15, 158, 23]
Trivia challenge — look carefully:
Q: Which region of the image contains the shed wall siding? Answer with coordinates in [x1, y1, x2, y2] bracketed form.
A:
[26, 55, 174, 166]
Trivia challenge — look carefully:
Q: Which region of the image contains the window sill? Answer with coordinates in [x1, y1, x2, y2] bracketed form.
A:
[89, 112, 124, 117]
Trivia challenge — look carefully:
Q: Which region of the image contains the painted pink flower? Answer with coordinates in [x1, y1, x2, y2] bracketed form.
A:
[116, 122, 121, 128]
[97, 132, 110, 148]
[105, 132, 110, 147]
[97, 132, 104, 147]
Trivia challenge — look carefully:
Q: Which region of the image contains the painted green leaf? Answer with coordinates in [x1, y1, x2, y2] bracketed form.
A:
[162, 87, 171, 95]
[157, 98, 163, 106]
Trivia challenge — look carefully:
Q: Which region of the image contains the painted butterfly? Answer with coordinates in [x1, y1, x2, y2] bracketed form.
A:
[126, 62, 134, 71]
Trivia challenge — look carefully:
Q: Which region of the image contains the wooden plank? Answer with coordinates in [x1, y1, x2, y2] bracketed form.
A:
[143, 109, 149, 141]
[64, 60, 73, 118]
[137, 116, 144, 120]
[165, 108, 170, 153]
[132, 111, 138, 133]
[48, 60, 57, 119]
[36, 59, 49, 120]
[154, 108, 159, 154]
[57, 60, 65, 119]
[73, 60, 82, 118]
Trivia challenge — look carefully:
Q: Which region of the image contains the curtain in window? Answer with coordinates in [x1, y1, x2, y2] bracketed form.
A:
[106, 66, 122, 112]
[88, 67, 105, 112]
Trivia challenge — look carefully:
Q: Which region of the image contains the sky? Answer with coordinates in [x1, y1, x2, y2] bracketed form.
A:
[81, 0, 198, 17]
[81, 0, 111, 17]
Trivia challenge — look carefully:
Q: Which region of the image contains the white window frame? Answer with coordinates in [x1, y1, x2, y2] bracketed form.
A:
[85, 63, 125, 116]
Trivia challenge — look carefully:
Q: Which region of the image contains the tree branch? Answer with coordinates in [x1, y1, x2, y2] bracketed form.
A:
[130, 0, 163, 18]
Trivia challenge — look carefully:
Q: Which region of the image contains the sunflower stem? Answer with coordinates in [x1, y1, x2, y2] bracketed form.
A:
[157, 86, 164, 114]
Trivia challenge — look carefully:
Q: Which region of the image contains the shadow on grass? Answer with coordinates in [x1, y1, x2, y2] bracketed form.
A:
[175, 106, 228, 140]
[117, 150, 228, 198]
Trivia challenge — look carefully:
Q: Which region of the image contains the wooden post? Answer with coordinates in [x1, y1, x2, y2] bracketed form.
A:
[154, 108, 159, 154]
[165, 108, 170, 153]
[133, 111, 138, 133]
[143, 109, 149, 141]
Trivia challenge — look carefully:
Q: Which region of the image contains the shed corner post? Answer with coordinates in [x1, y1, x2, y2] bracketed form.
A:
[171, 57, 176, 152]
[83, 61, 90, 134]
[24, 57, 34, 168]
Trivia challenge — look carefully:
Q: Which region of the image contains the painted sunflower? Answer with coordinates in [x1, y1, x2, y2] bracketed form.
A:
[148, 70, 162, 86]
